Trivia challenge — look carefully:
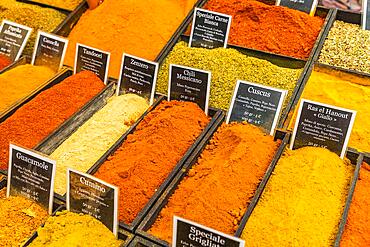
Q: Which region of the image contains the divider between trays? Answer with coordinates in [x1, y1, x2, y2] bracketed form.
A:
[135, 121, 290, 246]
[128, 236, 159, 247]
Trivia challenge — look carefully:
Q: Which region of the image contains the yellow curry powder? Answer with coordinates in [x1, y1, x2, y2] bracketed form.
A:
[288, 67, 370, 152]
[0, 64, 55, 114]
[242, 147, 353, 246]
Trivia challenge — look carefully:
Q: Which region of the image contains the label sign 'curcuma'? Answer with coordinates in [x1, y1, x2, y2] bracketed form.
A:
[362, 0, 370, 30]
[7, 144, 56, 214]
[190, 8, 232, 49]
[227, 80, 287, 135]
[173, 216, 245, 247]
[75, 43, 110, 84]
[290, 99, 356, 158]
[0, 20, 32, 62]
[67, 169, 118, 236]
[168, 64, 211, 114]
[276, 0, 318, 15]
[32, 31, 68, 72]
[117, 54, 158, 105]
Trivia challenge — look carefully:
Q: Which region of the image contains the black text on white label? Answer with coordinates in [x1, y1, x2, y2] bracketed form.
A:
[172, 216, 245, 247]
[0, 20, 32, 62]
[67, 169, 118, 236]
[75, 44, 110, 84]
[227, 81, 287, 135]
[168, 64, 211, 114]
[117, 54, 158, 105]
[290, 99, 356, 158]
[276, 0, 318, 15]
[189, 8, 232, 49]
[7, 144, 56, 214]
[32, 31, 68, 72]
[362, 0, 370, 30]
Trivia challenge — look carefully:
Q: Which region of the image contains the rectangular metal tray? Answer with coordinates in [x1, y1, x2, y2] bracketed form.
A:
[16, 0, 73, 14]
[136, 124, 290, 246]
[128, 236, 159, 247]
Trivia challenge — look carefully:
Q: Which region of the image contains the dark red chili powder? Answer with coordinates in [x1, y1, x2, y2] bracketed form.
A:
[0, 54, 11, 71]
[203, 0, 324, 59]
[0, 70, 105, 170]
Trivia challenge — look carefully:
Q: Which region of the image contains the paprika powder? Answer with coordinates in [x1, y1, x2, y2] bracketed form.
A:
[0, 54, 11, 71]
[94, 100, 210, 224]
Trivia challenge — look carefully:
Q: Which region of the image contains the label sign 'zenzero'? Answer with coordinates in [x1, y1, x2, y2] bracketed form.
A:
[32, 31, 68, 72]
[117, 54, 158, 105]
[362, 0, 370, 30]
[0, 20, 32, 62]
[276, 0, 318, 15]
[172, 216, 245, 247]
[7, 144, 56, 214]
[190, 8, 232, 49]
[168, 64, 211, 114]
[227, 80, 287, 135]
[290, 99, 356, 158]
[75, 43, 110, 84]
[67, 169, 118, 236]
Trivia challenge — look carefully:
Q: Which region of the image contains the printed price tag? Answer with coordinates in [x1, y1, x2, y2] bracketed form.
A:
[67, 169, 118, 236]
[290, 99, 356, 158]
[0, 20, 32, 62]
[7, 144, 56, 214]
[168, 64, 211, 114]
[75, 43, 110, 84]
[32, 31, 68, 72]
[276, 0, 318, 15]
[226, 80, 287, 135]
[362, 0, 370, 30]
[173, 216, 245, 247]
[189, 8, 232, 49]
[117, 54, 158, 105]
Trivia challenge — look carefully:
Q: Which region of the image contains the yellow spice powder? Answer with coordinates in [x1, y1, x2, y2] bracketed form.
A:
[242, 147, 353, 246]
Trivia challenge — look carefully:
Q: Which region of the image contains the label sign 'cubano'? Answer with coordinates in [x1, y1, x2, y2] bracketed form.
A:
[172, 216, 245, 247]
[7, 144, 56, 214]
[276, 0, 318, 15]
[227, 80, 287, 135]
[0, 20, 32, 62]
[32, 31, 68, 72]
[75, 43, 110, 84]
[290, 99, 356, 158]
[67, 169, 118, 236]
[362, 0, 370, 30]
[168, 64, 211, 114]
[190, 8, 232, 49]
[117, 54, 158, 105]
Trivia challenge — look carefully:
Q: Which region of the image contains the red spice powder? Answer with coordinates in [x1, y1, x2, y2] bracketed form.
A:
[0, 71, 105, 170]
[340, 162, 370, 247]
[94, 100, 210, 224]
[0, 54, 11, 71]
[203, 0, 324, 59]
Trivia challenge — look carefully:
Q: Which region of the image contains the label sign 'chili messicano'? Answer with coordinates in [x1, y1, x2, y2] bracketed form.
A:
[117, 54, 158, 105]
[0, 20, 32, 62]
[362, 0, 370, 30]
[168, 64, 211, 114]
[226, 80, 287, 135]
[172, 216, 245, 247]
[290, 99, 356, 158]
[75, 43, 110, 84]
[67, 169, 118, 236]
[276, 0, 318, 15]
[32, 31, 68, 72]
[189, 8, 232, 49]
[7, 144, 56, 214]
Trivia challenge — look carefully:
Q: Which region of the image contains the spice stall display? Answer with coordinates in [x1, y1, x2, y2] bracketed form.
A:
[49, 94, 149, 195]
[0, 64, 55, 114]
[201, 0, 325, 59]
[241, 147, 354, 246]
[287, 66, 370, 152]
[156, 41, 302, 111]
[340, 162, 370, 246]
[0, 0, 66, 55]
[29, 0, 83, 11]
[28, 211, 122, 246]
[64, 0, 198, 78]
[0, 70, 105, 171]
[0, 188, 48, 246]
[93, 100, 210, 225]
[0, 54, 11, 71]
[146, 122, 281, 244]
